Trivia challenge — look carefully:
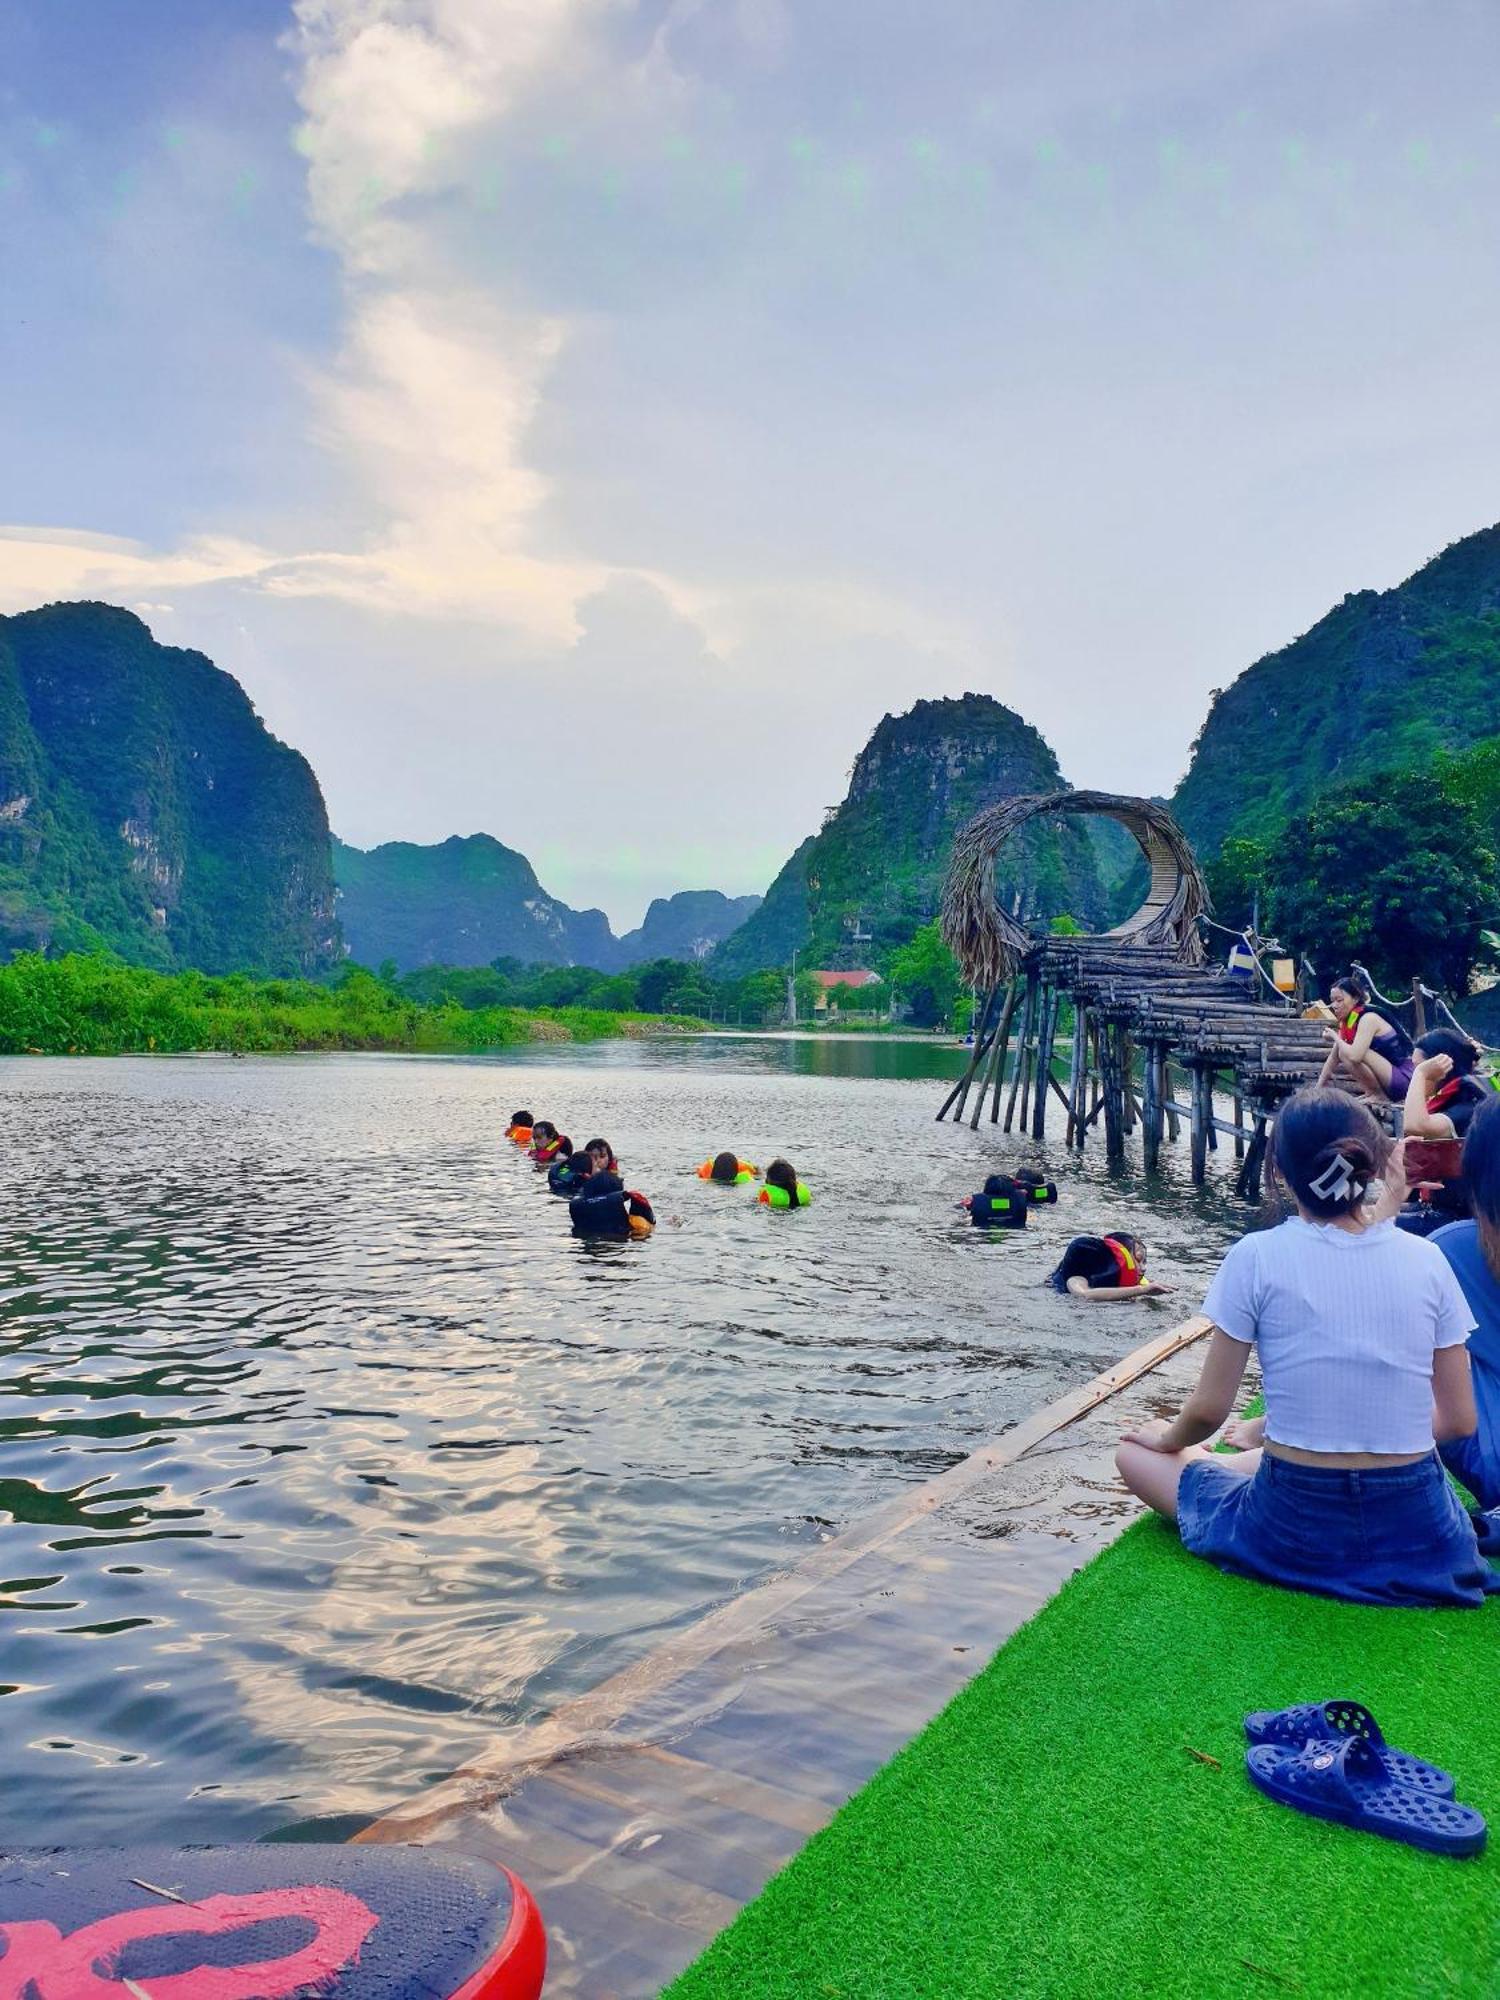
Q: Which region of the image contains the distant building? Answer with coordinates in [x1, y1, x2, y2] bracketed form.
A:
[809, 969, 881, 1016]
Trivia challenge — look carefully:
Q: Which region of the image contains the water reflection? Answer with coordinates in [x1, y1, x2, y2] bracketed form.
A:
[0, 1040, 1245, 1844]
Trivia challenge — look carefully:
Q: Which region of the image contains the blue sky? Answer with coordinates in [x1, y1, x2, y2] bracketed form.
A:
[2, 0, 1498, 926]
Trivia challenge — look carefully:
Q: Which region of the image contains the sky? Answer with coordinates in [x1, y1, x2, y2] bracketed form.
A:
[1, 1, 1498, 930]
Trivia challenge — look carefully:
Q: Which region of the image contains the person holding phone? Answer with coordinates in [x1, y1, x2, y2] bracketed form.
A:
[1398, 1029, 1491, 1237]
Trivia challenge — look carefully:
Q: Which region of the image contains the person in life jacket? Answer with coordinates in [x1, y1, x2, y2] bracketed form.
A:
[1013, 1169, 1059, 1206]
[583, 1137, 620, 1176]
[1395, 1029, 1493, 1237]
[570, 1171, 656, 1238]
[1050, 1231, 1171, 1299]
[529, 1121, 568, 1165]
[698, 1151, 759, 1184]
[1316, 969, 1415, 1104]
[963, 1173, 1029, 1229]
[548, 1146, 588, 1196]
[758, 1157, 811, 1208]
[506, 1109, 535, 1145]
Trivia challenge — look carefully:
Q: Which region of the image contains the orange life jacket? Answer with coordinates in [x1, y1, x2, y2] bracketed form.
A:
[1103, 1236, 1142, 1288]
[508, 1125, 533, 1145]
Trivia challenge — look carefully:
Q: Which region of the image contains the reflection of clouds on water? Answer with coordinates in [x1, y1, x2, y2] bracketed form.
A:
[0, 1043, 1244, 1843]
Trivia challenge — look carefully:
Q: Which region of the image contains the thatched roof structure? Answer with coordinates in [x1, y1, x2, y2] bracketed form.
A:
[940, 790, 1210, 989]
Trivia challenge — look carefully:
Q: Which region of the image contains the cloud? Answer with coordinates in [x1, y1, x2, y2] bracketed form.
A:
[0, 528, 278, 613]
[269, 0, 640, 635]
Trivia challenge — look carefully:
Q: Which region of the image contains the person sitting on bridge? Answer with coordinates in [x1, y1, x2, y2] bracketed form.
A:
[1396, 1029, 1491, 1237]
[1317, 968, 1414, 1104]
[1050, 1231, 1170, 1298]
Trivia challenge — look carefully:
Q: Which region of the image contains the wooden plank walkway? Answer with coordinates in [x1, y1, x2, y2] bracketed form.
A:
[357, 1319, 1212, 1997]
[941, 937, 1332, 1196]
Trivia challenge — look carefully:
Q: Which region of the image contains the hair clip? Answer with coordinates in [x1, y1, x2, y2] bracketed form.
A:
[1309, 1152, 1362, 1202]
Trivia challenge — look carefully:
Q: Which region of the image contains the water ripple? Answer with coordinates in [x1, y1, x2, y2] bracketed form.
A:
[0, 1040, 1242, 1843]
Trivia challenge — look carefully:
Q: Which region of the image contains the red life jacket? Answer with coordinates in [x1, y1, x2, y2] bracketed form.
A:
[1338, 1006, 1365, 1045]
[1427, 1077, 1464, 1116]
[1103, 1236, 1143, 1288]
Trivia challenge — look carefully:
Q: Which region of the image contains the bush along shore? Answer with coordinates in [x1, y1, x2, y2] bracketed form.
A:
[0, 954, 703, 1057]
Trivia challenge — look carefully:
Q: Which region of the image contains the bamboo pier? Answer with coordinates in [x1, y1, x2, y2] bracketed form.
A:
[936, 792, 1328, 1196]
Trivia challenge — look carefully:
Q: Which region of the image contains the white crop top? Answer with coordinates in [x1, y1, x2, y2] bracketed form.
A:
[1202, 1217, 1474, 1455]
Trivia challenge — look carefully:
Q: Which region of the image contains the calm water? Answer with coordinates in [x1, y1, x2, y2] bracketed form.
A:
[0, 1036, 1246, 1846]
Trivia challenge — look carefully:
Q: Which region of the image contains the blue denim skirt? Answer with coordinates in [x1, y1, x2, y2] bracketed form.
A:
[1177, 1450, 1500, 1609]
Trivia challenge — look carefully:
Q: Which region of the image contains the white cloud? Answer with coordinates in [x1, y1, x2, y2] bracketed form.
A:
[0, 529, 278, 614]
[269, 0, 637, 634]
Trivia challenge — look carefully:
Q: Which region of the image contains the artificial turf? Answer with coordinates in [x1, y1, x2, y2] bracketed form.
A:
[664, 1517, 1500, 1999]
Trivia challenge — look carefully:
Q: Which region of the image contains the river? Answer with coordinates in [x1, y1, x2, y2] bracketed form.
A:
[0, 1036, 1248, 1847]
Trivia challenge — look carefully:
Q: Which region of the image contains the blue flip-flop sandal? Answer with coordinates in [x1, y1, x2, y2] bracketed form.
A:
[1246, 1737, 1486, 1857]
[1243, 1700, 1454, 1797]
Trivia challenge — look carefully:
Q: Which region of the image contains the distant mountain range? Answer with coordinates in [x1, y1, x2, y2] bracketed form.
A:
[332, 835, 759, 973]
[6, 519, 1499, 981]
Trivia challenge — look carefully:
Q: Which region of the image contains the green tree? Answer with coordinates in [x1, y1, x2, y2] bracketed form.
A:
[1205, 838, 1271, 930]
[888, 920, 961, 1027]
[736, 968, 786, 1023]
[1440, 734, 1500, 846]
[633, 957, 686, 1013]
[793, 969, 822, 1020]
[662, 963, 715, 1016]
[1267, 771, 1497, 993]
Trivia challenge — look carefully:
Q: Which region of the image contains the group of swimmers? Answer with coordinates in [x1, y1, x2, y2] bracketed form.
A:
[962, 1168, 1173, 1299]
[504, 1112, 811, 1238]
[1119, 1080, 1500, 1609]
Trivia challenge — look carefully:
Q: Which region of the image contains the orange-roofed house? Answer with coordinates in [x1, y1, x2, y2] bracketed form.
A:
[809, 969, 882, 1017]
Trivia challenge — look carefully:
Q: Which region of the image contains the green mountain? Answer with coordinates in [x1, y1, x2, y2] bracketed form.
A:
[0, 603, 339, 973]
[711, 693, 1108, 978]
[1174, 522, 1500, 860]
[332, 833, 620, 972]
[616, 889, 762, 967]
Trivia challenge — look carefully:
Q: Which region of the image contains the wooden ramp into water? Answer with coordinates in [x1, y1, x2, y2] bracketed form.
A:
[356, 1319, 1211, 1997]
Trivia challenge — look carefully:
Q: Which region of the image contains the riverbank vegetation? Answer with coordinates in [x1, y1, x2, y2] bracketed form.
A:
[0, 954, 700, 1056]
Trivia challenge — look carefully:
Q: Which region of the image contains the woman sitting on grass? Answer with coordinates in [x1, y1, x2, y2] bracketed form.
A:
[1316, 968, 1414, 1104]
[1116, 1087, 1495, 1607]
[1432, 1095, 1500, 1520]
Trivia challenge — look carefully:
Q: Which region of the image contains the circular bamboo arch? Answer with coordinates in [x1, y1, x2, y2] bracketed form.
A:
[940, 789, 1209, 990]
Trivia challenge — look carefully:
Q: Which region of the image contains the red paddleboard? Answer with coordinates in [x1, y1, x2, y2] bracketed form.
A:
[0, 1843, 544, 2000]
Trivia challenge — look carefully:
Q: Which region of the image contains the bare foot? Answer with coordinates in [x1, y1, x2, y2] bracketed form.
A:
[1220, 1414, 1266, 1451]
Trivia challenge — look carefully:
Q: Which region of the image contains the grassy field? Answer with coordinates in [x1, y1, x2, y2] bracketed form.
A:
[0, 953, 701, 1056]
[667, 1515, 1500, 2000]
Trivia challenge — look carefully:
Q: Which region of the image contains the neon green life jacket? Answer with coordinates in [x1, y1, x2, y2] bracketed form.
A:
[761, 1182, 811, 1209]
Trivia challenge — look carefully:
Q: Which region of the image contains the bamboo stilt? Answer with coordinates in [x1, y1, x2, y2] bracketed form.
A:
[1031, 981, 1058, 1141]
[940, 982, 1001, 1122]
[1003, 974, 1036, 1132]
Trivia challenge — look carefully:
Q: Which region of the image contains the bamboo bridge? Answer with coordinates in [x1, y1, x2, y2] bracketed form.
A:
[935, 791, 1329, 1198]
